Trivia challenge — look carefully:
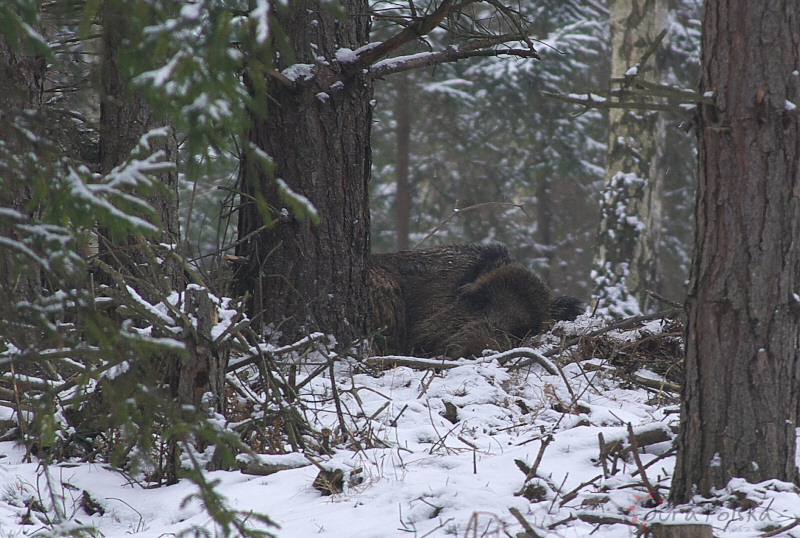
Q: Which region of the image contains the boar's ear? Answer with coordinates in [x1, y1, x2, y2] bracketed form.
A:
[456, 244, 511, 287]
[457, 281, 490, 310]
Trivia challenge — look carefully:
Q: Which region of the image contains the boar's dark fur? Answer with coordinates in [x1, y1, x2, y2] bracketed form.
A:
[370, 243, 582, 358]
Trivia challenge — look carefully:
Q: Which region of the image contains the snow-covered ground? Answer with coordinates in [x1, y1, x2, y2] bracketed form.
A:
[1, 318, 800, 537]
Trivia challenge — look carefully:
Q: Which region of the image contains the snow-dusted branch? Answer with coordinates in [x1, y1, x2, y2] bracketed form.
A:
[547, 28, 709, 115]
[346, 0, 539, 78]
[349, 0, 455, 72]
[372, 45, 538, 78]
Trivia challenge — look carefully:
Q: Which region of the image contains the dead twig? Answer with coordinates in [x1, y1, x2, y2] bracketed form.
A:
[646, 289, 684, 309]
[508, 308, 683, 371]
[761, 518, 800, 537]
[414, 202, 525, 249]
[627, 422, 662, 505]
[508, 507, 542, 538]
[597, 433, 610, 478]
[514, 435, 553, 495]
[582, 363, 680, 394]
[559, 475, 602, 507]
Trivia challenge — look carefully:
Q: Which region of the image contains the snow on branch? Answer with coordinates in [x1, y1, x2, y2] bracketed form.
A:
[343, 0, 539, 77]
[350, 0, 454, 70]
[372, 45, 538, 78]
[546, 29, 709, 115]
[66, 128, 175, 234]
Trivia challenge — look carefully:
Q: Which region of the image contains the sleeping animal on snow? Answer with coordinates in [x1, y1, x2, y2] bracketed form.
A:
[369, 243, 582, 358]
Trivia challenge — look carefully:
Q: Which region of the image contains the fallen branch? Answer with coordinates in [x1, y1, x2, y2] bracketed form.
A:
[488, 348, 557, 374]
[583, 363, 680, 394]
[576, 512, 637, 527]
[364, 355, 464, 370]
[627, 423, 662, 505]
[508, 308, 683, 370]
[508, 507, 542, 538]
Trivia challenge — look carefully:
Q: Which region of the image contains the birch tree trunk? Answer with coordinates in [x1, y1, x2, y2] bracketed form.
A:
[669, 0, 800, 502]
[592, 0, 667, 315]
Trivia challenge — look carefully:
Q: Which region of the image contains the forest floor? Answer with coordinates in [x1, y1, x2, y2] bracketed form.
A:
[1, 314, 800, 537]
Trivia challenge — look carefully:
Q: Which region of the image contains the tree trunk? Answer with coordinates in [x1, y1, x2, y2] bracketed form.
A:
[234, 0, 373, 348]
[395, 72, 412, 251]
[100, 0, 223, 484]
[0, 31, 46, 304]
[669, 0, 800, 503]
[99, 1, 182, 295]
[592, 0, 667, 316]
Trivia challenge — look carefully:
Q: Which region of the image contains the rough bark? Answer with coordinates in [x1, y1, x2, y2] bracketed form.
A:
[669, 0, 800, 503]
[0, 34, 46, 304]
[592, 0, 667, 315]
[99, 1, 181, 294]
[99, 0, 222, 483]
[234, 0, 373, 348]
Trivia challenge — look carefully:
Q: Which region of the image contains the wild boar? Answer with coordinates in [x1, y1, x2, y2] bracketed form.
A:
[370, 243, 582, 358]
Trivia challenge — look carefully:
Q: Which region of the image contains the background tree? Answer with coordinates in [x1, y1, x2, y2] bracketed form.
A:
[591, 0, 668, 316]
[0, 2, 279, 532]
[98, 0, 182, 292]
[670, 0, 800, 502]
[233, 0, 542, 346]
[0, 14, 46, 306]
[371, 0, 609, 298]
[394, 71, 412, 251]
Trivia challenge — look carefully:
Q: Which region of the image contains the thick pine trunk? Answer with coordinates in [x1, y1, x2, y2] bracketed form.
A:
[670, 0, 800, 503]
[593, 0, 667, 315]
[235, 0, 373, 348]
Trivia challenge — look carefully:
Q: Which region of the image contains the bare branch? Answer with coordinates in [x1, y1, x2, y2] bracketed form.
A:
[349, 0, 454, 72]
[545, 90, 705, 114]
[413, 201, 524, 249]
[373, 44, 538, 78]
[547, 28, 710, 114]
[353, 1, 539, 78]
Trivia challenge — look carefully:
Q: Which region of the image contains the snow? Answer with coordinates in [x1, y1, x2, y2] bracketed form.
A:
[372, 51, 432, 73]
[567, 92, 608, 103]
[282, 63, 314, 82]
[276, 179, 319, 220]
[0, 307, 798, 537]
[335, 47, 361, 64]
[251, 0, 271, 44]
[421, 79, 476, 102]
[3, 314, 800, 538]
